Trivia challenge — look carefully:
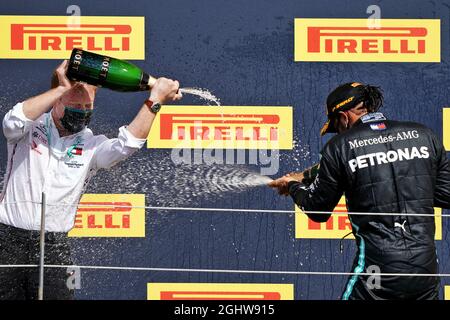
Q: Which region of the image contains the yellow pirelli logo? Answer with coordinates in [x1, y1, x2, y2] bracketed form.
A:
[295, 197, 354, 239]
[147, 283, 294, 300]
[294, 19, 440, 62]
[444, 108, 450, 151]
[0, 15, 144, 59]
[147, 106, 293, 150]
[68, 194, 145, 237]
[295, 197, 443, 240]
[435, 208, 443, 240]
[445, 286, 450, 300]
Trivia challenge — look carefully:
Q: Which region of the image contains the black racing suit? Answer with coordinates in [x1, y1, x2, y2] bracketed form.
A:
[288, 113, 450, 300]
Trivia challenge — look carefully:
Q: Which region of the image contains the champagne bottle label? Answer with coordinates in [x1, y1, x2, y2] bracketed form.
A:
[98, 56, 111, 86]
[69, 49, 83, 72]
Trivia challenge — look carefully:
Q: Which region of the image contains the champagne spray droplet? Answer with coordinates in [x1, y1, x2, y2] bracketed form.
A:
[179, 87, 221, 106]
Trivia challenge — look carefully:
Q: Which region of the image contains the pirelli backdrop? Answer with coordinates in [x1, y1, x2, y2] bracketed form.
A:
[0, 0, 449, 300]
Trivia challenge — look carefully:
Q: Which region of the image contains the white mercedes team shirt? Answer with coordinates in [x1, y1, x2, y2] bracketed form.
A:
[0, 102, 146, 232]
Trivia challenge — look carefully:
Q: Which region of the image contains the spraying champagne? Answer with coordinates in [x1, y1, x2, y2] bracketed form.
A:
[66, 49, 221, 105]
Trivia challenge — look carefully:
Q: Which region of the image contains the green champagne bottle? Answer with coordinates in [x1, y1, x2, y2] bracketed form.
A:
[66, 49, 156, 92]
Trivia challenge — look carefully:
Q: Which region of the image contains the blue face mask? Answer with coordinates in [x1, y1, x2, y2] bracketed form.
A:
[60, 107, 93, 134]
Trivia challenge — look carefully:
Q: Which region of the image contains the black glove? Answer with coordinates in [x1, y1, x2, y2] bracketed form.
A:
[301, 163, 320, 186]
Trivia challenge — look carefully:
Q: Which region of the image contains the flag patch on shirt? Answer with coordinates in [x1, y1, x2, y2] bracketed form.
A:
[72, 148, 83, 156]
[31, 141, 42, 155]
[370, 122, 386, 131]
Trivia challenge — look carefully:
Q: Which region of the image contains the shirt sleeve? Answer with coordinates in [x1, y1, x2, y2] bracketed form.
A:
[432, 133, 450, 208]
[91, 125, 147, 170]
[288, 145, 344, 222]
[2, 102, 34, 142]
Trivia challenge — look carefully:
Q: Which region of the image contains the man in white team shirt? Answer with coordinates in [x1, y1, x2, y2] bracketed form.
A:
[0, 60, 182, 300]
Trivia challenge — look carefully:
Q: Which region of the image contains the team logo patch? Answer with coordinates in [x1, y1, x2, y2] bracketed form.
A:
[370, 122, 386, 131]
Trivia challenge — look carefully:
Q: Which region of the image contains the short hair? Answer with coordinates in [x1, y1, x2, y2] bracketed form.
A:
[362, 85, 384, 113]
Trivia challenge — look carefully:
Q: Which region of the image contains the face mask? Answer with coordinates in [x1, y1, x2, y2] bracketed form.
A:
[60, 107, 93, 134]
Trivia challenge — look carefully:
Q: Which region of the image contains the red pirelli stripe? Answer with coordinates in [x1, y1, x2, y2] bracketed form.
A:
[333, 204, 348, 213]
[160, 291, 282, 300]
[77, 202, 132, 212]
[160, 113, 280, 124]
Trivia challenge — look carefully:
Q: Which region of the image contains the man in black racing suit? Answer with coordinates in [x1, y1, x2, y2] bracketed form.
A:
[269, 82, 450, 300]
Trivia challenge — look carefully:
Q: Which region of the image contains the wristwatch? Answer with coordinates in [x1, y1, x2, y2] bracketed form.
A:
[144, 99, 162, 114]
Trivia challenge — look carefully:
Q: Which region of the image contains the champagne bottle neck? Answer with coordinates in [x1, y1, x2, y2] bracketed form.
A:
[140, 73, 157, 90]
[147, 75, 157, 88]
